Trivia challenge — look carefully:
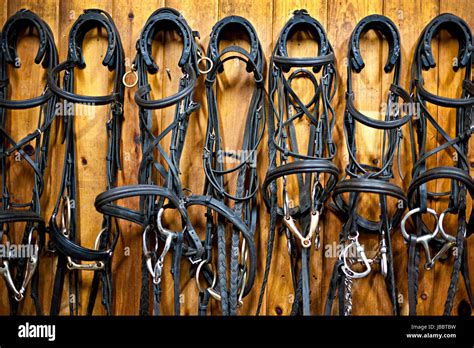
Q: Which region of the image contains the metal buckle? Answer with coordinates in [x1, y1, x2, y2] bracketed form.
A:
[66, 228, 107, 271]
[341, 232, 371, 279]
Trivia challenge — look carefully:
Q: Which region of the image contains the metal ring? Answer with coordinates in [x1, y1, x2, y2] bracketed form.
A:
[27, 225, 39, 245]
[94, 227, 108, 250]
[341, 244, 370, 279]
[156, 208, 185, 238]
[195, 260, 217, 293]
[401, 207, 439, 241]
[438, 209, 458, 242]
[348, 231, 359, 241]
[142, 225, 159, 255]
[197, 56, 213, 74]
[122, 69, 138, 88]
[60, 196, 71, 236]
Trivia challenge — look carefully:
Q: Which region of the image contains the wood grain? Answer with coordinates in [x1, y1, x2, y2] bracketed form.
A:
[0, 0, 472, 315]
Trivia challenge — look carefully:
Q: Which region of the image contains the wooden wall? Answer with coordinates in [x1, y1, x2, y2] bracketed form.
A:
[0, 0, 472, 315]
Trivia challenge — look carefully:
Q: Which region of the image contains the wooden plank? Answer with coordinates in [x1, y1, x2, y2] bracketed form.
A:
[2, 0, 59, 315]
[326, 0, 384, 315]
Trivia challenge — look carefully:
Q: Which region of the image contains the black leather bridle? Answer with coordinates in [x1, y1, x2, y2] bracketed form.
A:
[404, 13, 473, 315]
[94, 8, 258, 316]
[47, 9, 124, 315]
[200, 15, 265, 316]
[325, 14, 411, 316]
[0, 9, 58, 315]
[257, 9, 338, 316]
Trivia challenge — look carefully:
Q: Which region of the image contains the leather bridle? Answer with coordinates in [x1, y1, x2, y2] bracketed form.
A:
[47, 9, 124, 315]
[201, 15, 265, 315]
[94, 8, 258, 316]
[0, 9, 58, 315]
[257, 9, 338, 316]
[404, 13, 473, 315]
[325, 15, 411, 316]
